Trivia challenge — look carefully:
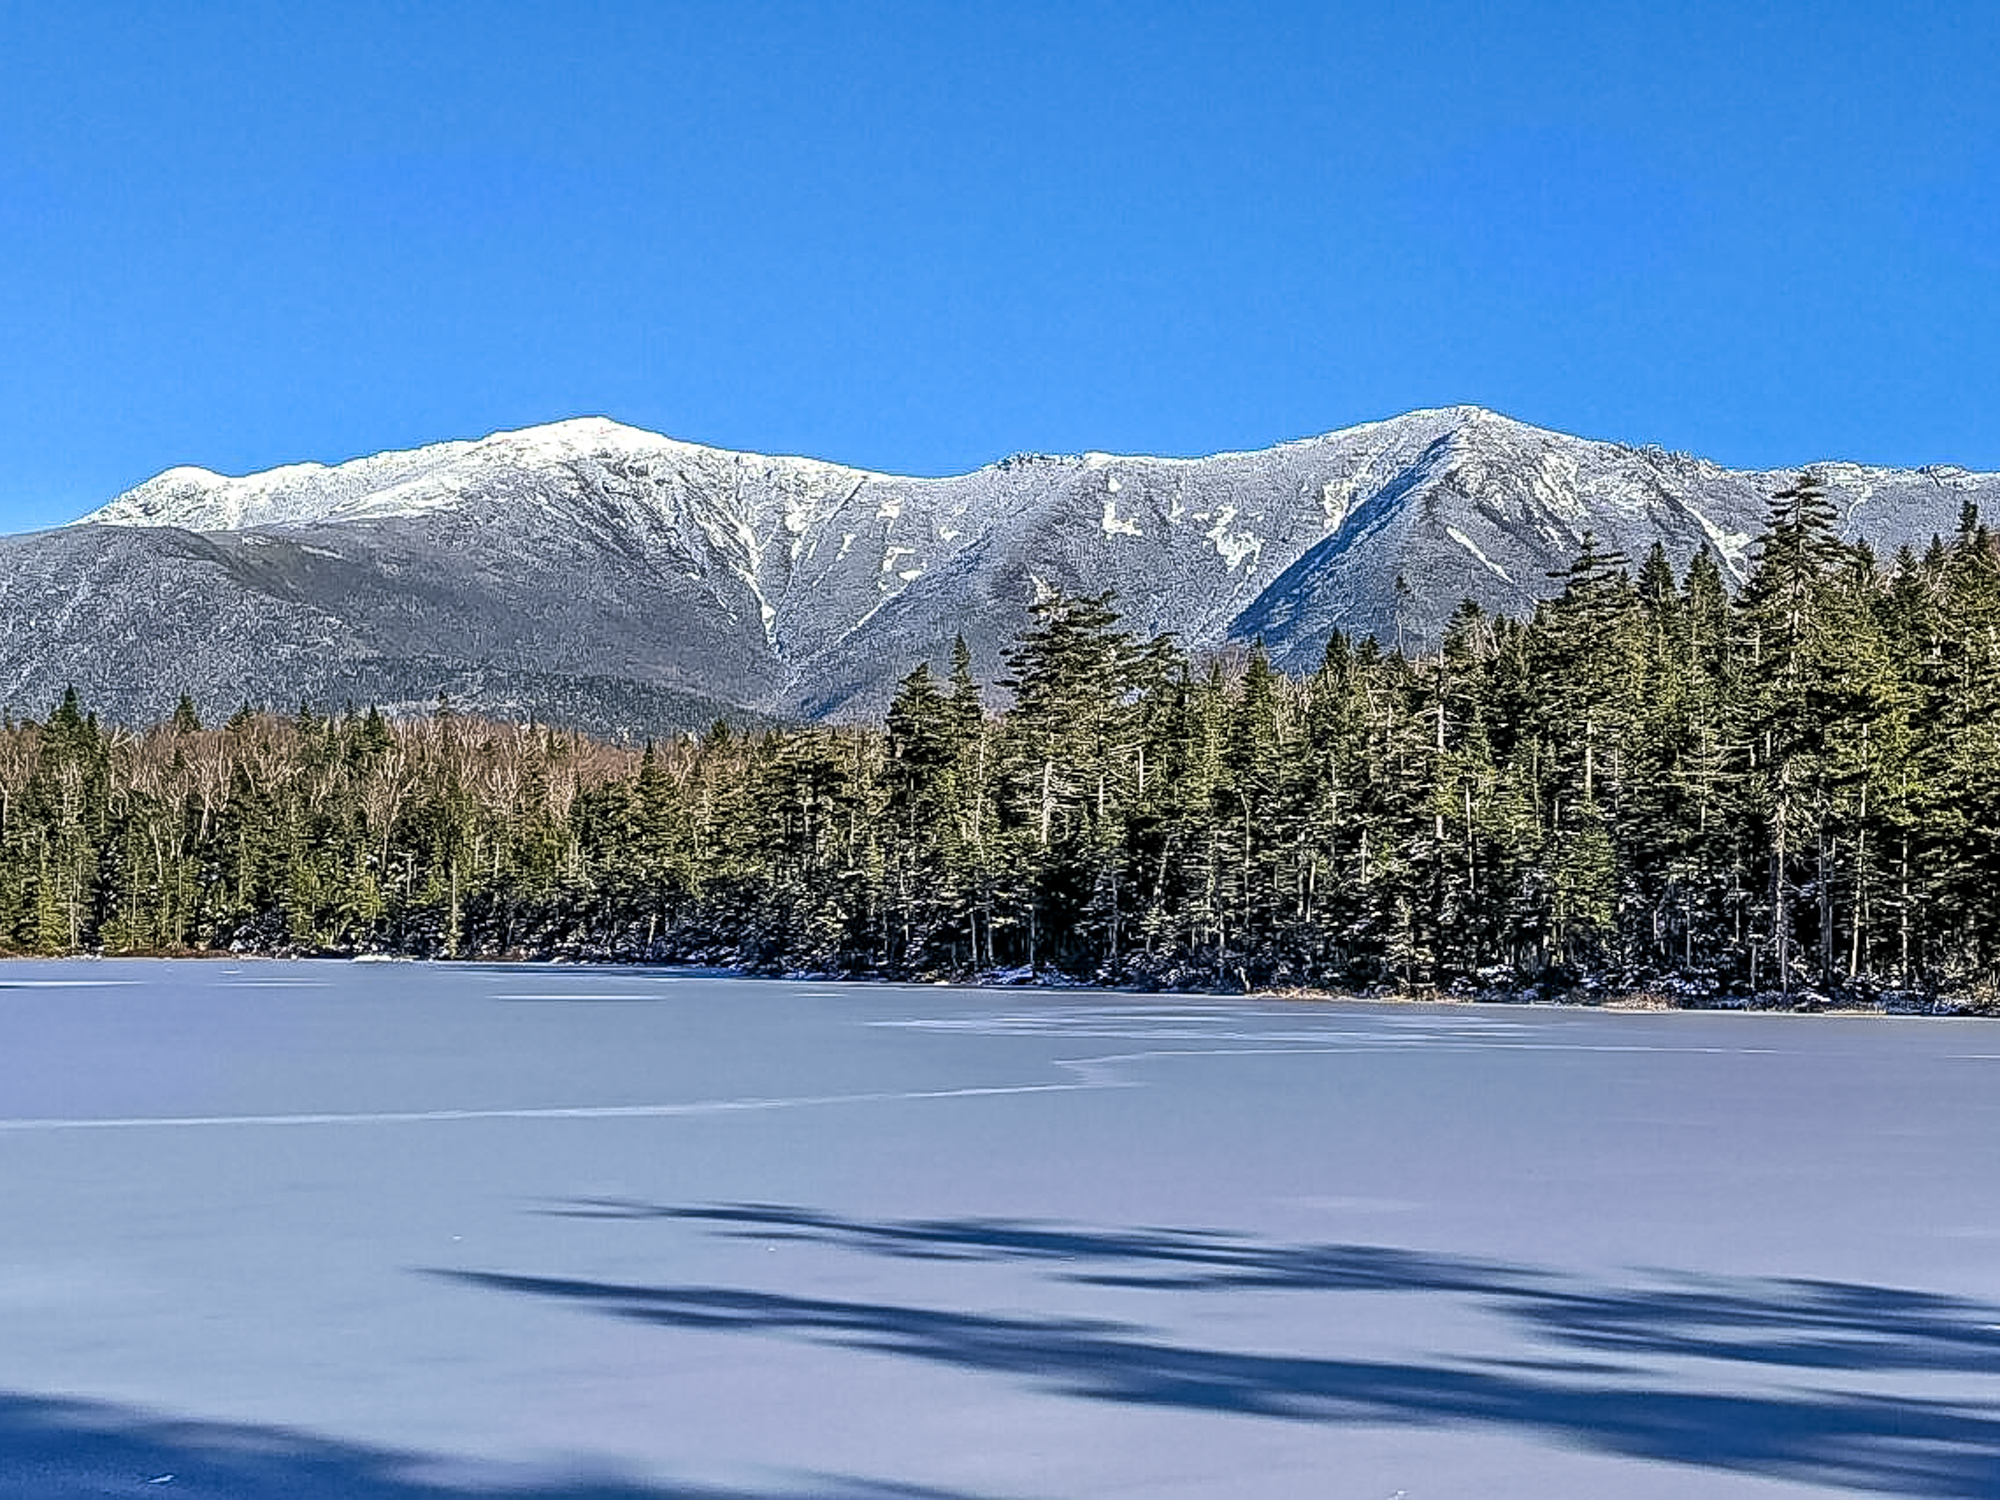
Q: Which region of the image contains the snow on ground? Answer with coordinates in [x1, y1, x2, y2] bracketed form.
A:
[1, 960, 1997, 1498]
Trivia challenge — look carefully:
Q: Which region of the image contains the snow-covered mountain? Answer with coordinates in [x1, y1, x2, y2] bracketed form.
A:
[5, 407, 1994, 731]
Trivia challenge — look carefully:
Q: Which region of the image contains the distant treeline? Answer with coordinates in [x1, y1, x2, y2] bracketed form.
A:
[5, 471, 1999, 1008]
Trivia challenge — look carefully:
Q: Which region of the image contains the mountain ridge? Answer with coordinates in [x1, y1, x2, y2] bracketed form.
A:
[10, 407, 1997, 733]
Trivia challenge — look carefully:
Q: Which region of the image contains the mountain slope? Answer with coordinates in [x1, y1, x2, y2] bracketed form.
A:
[7, 408, 1994, 730]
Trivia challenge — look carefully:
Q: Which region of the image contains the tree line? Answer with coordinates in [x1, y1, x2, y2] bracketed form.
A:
[4, 473, 1998, 1007]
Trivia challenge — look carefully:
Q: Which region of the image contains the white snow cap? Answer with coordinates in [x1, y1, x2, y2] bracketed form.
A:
[71, 417, 876, 533]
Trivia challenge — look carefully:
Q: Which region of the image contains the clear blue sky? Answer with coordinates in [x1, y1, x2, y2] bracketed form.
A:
[2, 0, 1995, 530]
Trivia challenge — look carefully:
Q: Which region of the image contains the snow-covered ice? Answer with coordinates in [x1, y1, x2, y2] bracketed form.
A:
[1, 960, 1996, 1498]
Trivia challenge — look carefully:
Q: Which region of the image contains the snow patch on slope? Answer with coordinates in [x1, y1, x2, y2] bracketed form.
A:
[1203, 507, 1263, 571]
[1445, 526, 1515, 584]
[1687, 507, 1755, 581]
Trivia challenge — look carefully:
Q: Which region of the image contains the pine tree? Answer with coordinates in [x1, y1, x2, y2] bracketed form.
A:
[1734, 469, 1850, 994]
[996, 591, 1143, 972]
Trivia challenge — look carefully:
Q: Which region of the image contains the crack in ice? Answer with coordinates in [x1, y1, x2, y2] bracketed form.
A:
[0, 1080, 1105, 1133]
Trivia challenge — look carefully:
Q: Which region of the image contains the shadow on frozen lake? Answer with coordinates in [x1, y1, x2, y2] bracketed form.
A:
[556, 1201, 2000, 1376]
[439, 1204, 2000, 1499]
[0, 1389, 991, 1500]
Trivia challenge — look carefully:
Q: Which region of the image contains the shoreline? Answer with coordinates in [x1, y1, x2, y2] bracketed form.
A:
[2, 950, 1986, 1017]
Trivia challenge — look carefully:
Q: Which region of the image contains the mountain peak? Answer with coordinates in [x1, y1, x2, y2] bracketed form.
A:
[75, 416, 895, 534]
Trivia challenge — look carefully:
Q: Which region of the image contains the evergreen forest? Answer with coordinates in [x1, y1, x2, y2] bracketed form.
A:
[5, 475, 1999, 1009]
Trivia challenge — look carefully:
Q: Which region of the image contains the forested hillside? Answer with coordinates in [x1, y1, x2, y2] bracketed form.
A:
[6, 474, 1998, 1008]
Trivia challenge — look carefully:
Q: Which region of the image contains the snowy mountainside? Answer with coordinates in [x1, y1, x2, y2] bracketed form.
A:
[10, 408, 1996, 730]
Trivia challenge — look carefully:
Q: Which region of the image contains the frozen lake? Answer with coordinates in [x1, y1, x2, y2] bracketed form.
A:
[2, 960, 1997, 1499]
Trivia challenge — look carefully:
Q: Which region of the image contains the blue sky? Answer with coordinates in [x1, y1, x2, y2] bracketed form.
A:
[2, 0, 1995, 530]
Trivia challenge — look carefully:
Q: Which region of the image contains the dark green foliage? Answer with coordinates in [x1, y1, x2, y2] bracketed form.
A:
[7, 490, 2000, 1007]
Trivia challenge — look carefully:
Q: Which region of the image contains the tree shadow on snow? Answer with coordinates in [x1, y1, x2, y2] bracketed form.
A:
[461, 1200, 2000, 1497]
[0, 1389, 992, 1500]
[549, 1199, 2000, 1377]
